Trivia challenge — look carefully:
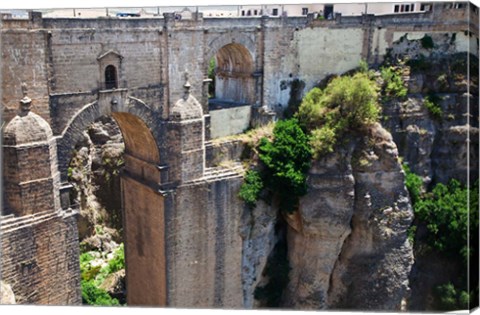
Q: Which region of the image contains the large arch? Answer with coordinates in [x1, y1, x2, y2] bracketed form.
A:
[206, 34, 257, 105]
[57, 96, 167, 306]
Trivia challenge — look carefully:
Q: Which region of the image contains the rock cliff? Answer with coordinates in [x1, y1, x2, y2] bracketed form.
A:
[281, 124, 414, 310]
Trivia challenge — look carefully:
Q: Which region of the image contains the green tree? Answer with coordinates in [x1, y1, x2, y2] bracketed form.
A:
[259, 118, 312, 214]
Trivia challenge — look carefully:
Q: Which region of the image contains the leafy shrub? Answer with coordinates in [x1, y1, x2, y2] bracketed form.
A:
[296, 72, 380, 158]
[309, 125, 337, 156]
[259, 119, 312, 214]
[295, 87, 325, 132]
[239, 170, 264, 209]
[407, 55, 432, 72]
[380, 66, 407, 100]
[79, 244, 126, 305]
[358, 59, 369, 73]
[402, 164, 423, 205]
[434, 282, 469, 311]
[421, 34, 434, 49]
[424, 94, 443, 120]
[81, 280, 120, 306]
[107, 244, 125, 274]
[414, 179, 478, 262]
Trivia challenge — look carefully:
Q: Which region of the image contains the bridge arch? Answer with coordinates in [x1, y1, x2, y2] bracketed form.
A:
[56, 96, 163, 183]
[57, 95, 167, 306]
[206, 34, 257, 105]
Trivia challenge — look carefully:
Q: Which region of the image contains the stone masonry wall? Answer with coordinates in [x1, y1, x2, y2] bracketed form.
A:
[166, 174, 245, 307]
[0, 211, 81, 305]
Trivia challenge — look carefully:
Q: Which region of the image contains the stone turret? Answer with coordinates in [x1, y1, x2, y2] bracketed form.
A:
[3, 84, 61, 216]
[167, 71, 205, 183]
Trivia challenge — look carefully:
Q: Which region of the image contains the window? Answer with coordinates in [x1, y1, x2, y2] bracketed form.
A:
[394, 3, 415, 13]
[105, 65, 117, 90]
[272, 8, 278, 16]
[241, 10, 245, 16]
[420, 3, 432, 11]
[254, 9, 258, 15]
[247, 10, 251, 16]
[302, 8, 308, 15]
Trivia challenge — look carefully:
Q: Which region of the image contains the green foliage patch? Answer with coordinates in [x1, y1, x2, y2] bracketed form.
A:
[380, 66, 408, 101]
[296, 72, 380, 158]
[421, 34, 434, 49]
[433, 282, 469, 311]
[80, 244, 126, 306]
[258, 119, 312, 214]
[238, 170, 263, 209]
[81, 280, 120, 306]
[403, 164, 423, 206]
[414, 179, 478, 262]
[424, 94, 443, 120]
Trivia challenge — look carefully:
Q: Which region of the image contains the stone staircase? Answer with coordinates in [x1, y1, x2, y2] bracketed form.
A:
[184, 162, 244, 186]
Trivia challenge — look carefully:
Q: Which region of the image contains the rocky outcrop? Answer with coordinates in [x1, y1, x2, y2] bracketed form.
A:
[240, 200, 277, 308]
[382, 51, 479, 187]
[0, 281, 16, 304]
[68, 116, 124, 243]
[282, 124, 414, 310]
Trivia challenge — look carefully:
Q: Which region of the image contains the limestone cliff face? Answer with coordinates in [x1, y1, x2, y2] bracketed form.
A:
[382, 49, 479, 187]
[282, 124, 414, 310]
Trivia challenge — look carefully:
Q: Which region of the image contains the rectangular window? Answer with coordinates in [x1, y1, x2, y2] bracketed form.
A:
[254, 10, 258, 15]
[272, 8, 278, 16]
[247, 10, 251, 16]
[302, 8, 308, 15]
[395, 3, 416, 13]
[241, 10, 245, 16]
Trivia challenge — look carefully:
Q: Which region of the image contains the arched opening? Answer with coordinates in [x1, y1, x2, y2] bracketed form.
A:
[70, 116, 126, 305]
[66, 109, 166, 306]
[105, 65, 118, 90]
[208, 43, 255, 109]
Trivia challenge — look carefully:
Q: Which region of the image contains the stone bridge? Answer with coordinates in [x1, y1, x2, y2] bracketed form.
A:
[1, 4, 477, 307]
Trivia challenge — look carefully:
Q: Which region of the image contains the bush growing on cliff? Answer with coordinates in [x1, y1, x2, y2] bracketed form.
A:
[380, 66, 407, 100]
[296, 72, 380, 158]
[414, 179, 478, 262]
[81, 280, 120, 306]
[403, 164, 423, 205]
[424, 94, 443, 120]
[258, 118, 312, 214]
[239, 170, 264, 208]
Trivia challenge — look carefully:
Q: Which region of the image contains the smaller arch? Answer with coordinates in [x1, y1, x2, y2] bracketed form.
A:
[105, 65, 118, 90]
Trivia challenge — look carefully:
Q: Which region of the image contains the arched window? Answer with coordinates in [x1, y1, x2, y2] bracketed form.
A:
[105, 65, 118, 89]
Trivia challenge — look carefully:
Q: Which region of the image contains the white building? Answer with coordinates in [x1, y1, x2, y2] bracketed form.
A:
[238, 2, 439, 18]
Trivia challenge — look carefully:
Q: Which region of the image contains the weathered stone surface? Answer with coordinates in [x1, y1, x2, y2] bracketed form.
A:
[99, 270, 125, 297]
[240, 200, 277, 308]
[382, 53, 479, 186]
[327, 124, 414, 310]
[282, 124, 414, 311]
[283, 144, 355, 309]
[0, 281, 16, 304]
